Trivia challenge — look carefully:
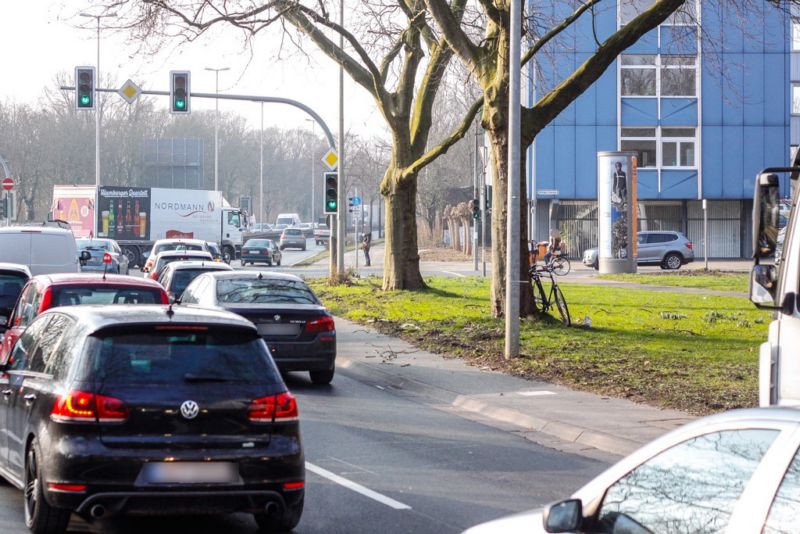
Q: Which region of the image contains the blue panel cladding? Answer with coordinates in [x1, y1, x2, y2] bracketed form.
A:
[702, 126, 724, 198]
[553, 126, 577, 198]
[595, 66, 617, 125]
[743, 54, 765, 126]
[636, 170, 659, 199]
[701, 55, 723, 126]
[661, 170, 698, 199]
[742, 126, 766, 197]
[721, 54, 745, 126]
[627, 28, 658, 54]
[764, 3, 789, 53]
[575, 126, 597, 199]
[762, 127, 791, 197]
[764, 54, 787, 125]
[661, 26, 698, 55]
[597, 126, 617, 153]
[722, 5, 744, 53]
[553, 53, 577, 125]
[574, 2, 616, 52]
[535, 126, 556, 194]
[742, 0, 765, 54]
[721, 127, 745, 198]
[661, 99, 698, 126]
[621, 98, 658, 125]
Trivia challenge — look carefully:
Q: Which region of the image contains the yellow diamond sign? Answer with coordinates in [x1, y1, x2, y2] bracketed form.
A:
[322, 149, 339, 171]
[118, 79, 142, 105]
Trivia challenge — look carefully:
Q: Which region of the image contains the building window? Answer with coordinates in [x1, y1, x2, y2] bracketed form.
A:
[661, 56, 696, 96]
[661, 128, 696, 167]
[665, 0, 697, 25]
[793, 19, 800, 51]
[621, 128, 657, 168]
[793, 85, 800, 115]
[621, 55, 657, 96]
[619, 0, 651, 25]
[621, 0, 697, 26]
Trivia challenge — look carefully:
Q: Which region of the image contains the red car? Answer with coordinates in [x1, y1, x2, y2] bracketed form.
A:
[0, 273, 168, 363]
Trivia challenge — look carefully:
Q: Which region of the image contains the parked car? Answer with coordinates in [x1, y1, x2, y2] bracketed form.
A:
[0, 305, 304, 533]
[181, 271, 336, 384]
[280, 228, 307, 251]
[0, 273, 168, 364]
[582, 231, 694, 270]
[76, 238, 129, 275]
[148, 250, 214, 280]
[143, 238, 210, 273]
[157, 260, 233, 302]
[241, 239, 282, 266]
[0, 226, 89, 276]
[0, 263, 31, 328]
[463, 407, 800, 534]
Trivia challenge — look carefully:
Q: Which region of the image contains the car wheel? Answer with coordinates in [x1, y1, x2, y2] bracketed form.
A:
[277, 259, 281, 266]
[254, 495, 304, 533]
[663, 252, 682, 270]
[309, 368, 335, 385]
[223, 247, 234, 264]
[592, 260, 598, 270]
[267, 261, 272, 267]
[24, 439, 71, 534]
[302, 246, 306, 251]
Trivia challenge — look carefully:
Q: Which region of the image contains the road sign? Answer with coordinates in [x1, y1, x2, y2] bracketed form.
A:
[322, 149, 339, 171]
[118, 79, 142, 105]
[351, 196, 362, 206]
[2, 177, 14, 191]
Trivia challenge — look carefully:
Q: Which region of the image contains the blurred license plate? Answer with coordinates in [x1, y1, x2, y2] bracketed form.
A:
[145, 462, 236, 484]
[258, 323, 300, 336]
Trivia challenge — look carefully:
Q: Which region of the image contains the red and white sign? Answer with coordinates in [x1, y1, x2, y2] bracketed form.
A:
[1, 178, 13, 191]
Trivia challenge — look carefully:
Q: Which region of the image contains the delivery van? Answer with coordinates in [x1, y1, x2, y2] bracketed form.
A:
[0, 227, 87, 276]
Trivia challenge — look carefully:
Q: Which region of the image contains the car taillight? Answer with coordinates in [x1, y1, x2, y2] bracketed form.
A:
[686, 241, 693, 250]
[248, 392, 298, 422]
[305, 316, 335, 333]
[40, 288, 52, 312]
[51, 391, 129, 423]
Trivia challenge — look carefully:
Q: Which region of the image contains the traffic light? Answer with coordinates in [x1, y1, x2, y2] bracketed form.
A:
[0, 197, 7, 219]
[170, 71, 191, 113]
[75, 66, 95, 110]
[324, 172, 338, 214]
[471, 198, 480, 220]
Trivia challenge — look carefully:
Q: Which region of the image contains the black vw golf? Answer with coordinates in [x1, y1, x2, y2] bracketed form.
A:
[0, 305, 304, 534]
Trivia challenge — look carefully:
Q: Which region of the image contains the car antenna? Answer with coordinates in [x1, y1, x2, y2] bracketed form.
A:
[258, 272, 263, 280]
[166, 302, 175, 318]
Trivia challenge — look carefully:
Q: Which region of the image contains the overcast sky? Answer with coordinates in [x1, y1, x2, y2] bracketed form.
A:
[0, 0, 388, 142]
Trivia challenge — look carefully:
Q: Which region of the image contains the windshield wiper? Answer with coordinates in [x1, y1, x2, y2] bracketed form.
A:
[183, 374, 244, 383]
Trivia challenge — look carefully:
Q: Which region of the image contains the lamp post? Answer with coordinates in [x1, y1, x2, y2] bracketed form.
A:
[205, 67, 230, 192]
[305, 118, 316, 224]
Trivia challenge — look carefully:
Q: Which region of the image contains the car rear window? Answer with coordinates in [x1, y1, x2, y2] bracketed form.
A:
[216, 278, 318, 304]
[155, 243, 204, 255]
[51, 286, 164, 306]
[284, 229, 302, 236]
[158, 255, 211, 270]
[171, 269, 219, 296]
[245, 240, 269, 247]
[85, 327, 280, 385]
[0, 273, 27, 311]
[77, 240, 111, 251]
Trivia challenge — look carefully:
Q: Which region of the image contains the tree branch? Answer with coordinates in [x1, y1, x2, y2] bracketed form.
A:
[422, 0, 480, 67]
[476, 0, 503, 25]
[521, 0, 600, 68]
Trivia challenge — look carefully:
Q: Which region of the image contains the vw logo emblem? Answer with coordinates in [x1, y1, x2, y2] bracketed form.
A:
[180, 400, 199, 420]
[274, 314, 281, 322]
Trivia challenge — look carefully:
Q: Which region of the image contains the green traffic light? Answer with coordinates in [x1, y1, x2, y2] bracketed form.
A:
[175, 99, 186, 110]
[327, 200, 337, 210]
[79, 95, 91, 106]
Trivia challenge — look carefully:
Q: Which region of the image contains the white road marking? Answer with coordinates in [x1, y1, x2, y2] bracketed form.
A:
[306, 462, 412, 510]
[517, 390, 556, 397]
[440, 270, 466, 278]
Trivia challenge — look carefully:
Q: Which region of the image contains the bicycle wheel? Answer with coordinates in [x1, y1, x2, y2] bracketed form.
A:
[553, 285, 571, 326]
[552, 257, 571, 276]
[532, 277, 547, 314]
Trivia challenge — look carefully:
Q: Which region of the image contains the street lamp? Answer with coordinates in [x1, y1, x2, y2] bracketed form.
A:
[305, 118, 316, 224]
[205, 66, 230, 192]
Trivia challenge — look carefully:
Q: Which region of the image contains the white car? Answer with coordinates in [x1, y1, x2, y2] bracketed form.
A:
[143, 238, 210, 273]
[464, 407, 800, 534]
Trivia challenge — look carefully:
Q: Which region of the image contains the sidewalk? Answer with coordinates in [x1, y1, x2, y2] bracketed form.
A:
[334, 317, 695, 459]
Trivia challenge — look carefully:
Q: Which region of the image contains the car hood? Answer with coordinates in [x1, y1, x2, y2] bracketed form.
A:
[463, 509, 545, 534]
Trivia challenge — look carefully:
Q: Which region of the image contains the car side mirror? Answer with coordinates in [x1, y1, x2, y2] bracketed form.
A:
[752, 173, 781, 259]
[543, 499, 582, 533]
[750, 265, 780, 309]
[80, 250, 92, 262]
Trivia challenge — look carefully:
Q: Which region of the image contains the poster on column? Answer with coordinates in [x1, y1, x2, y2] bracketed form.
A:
[597, 152, 636, 267]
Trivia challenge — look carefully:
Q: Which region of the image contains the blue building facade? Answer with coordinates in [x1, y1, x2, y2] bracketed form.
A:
[528, 0, 791, 258]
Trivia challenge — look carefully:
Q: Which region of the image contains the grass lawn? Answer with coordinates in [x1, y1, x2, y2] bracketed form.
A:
[596, 271, 749, 293]
[309, 276, 769, 415]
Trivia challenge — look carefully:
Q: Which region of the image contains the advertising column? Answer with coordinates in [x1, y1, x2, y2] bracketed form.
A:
[597, 152, 637, 274]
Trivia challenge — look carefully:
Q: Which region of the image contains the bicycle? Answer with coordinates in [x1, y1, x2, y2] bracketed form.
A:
[529, 264, 571, 325]
[546, 252, 571, 276]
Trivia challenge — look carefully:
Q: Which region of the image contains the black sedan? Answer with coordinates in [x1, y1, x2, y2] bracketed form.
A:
[241, 239, 282, 266]
[0, 305, 304, 533]
[180, 271, 336, 384]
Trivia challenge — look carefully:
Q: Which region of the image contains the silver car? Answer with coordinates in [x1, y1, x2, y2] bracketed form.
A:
[464, 407, 800, 534]
[279, 228, 307, 251]
[583, 230, 694, 270]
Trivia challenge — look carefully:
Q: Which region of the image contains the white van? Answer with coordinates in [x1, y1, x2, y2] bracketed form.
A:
[275, 213, 302, 227]
[0, 227, 86, 276]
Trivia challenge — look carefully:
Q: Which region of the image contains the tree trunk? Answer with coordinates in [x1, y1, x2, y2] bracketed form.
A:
[382, 168, 426, 290]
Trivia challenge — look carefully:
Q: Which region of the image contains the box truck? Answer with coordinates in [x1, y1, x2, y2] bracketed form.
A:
[52, 185, 249, 267]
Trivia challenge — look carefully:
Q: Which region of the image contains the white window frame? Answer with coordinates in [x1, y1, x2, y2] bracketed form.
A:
[620, 127, 697, 170]
[620, 54, 697, 98]
[793, 18, 800, 51]
[793, 84, 800, 116]
[621, 128, 658, 168]
[620, 55, 657, 97]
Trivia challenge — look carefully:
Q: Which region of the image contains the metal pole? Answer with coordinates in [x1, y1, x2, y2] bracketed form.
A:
[260, 102, 264, 226]
[703, 198, 709, 270]
[354, 186, 359, 272]
[481, 154, 487, 277]
[505, 0, 522, 359]
[336, 0, 345, 276]
[473, 126, 479, 271]
[306, 119, 316, 223]
[205, 67, 230, 192]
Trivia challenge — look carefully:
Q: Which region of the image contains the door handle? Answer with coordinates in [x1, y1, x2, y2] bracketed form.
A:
[23, 393, 36, 404]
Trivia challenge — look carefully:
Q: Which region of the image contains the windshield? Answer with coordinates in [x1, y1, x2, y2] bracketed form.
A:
[51, 286, 164, 306]
[76, 239, 111, 251]
[154, 243, 204, 255]
[157, 254, 211, 271]
[86, 327, 280, 385]
[171, 269, 218, 296]
[216, 278, 318, 305]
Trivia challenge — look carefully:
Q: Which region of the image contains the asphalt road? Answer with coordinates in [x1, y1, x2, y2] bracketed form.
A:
[0, 363, 609, 533]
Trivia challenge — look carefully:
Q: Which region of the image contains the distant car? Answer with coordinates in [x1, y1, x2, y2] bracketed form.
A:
[0, 263, 31, 329]
[0, 273, 168, 364]
[241, 239, 282, 266]
[157, 260, 234, 302]
[298, 223, 314, 238]
[464, 407, 800, 534]
[582, 230, 694, 270]
[181, 271, 336, 384]
[280, 228, 306, 251]
[143, 238, 210, 273]
[148, 250, 214, 280]
[0, 305, 304, 534]
[76, 238, 130, 275]
[314, 224, 331, 246]
[204, 241, 225, 263]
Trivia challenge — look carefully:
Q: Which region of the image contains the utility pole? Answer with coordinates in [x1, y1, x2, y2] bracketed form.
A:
[336, 1, 346, 276]
[306, 119, 316, 224]
[481, 147, 487, 277]
[505, 0, 522, 359]
[205, 66, 230, 192]
[260, 102, 264, 225]
[473, 124, 480, 272]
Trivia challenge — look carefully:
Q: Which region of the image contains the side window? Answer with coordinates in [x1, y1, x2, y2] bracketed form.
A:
[594, 429, 778, 533]
[227, 212, 241, 227]
[637, 234, 648, 245]
[181, 277, 202, 304]
[764, 445, 800, 533]
[12, 284, 35, 326]
[27, 314, 71, 374]
[8, 316, 52, 372]
[43, 316, 77, 379]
